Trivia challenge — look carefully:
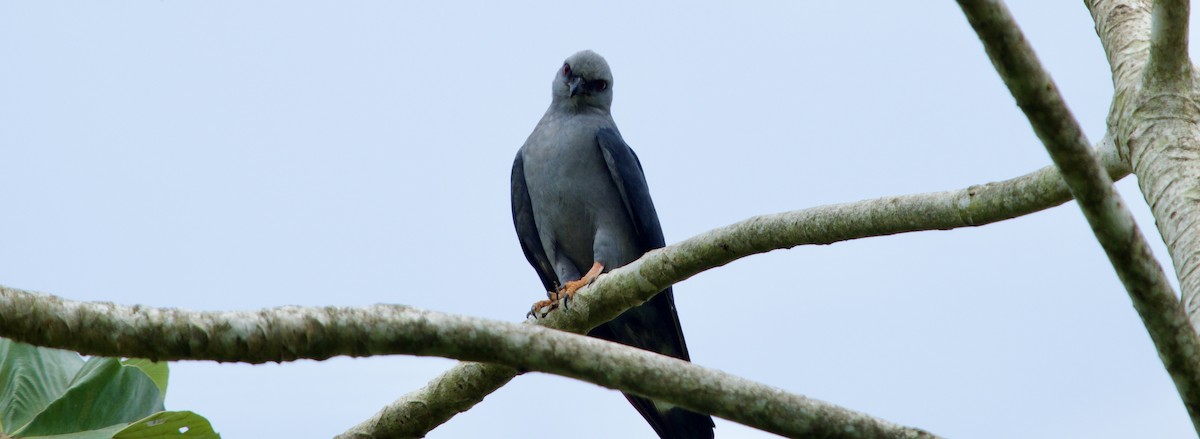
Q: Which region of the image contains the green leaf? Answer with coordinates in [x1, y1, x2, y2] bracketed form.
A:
[0, 338, 85, 435]
[17, 411, 219, 439]
[114, 411, 220, 439]
[20, 424, 128, 439]
[12, 357, 163, 437]
[119, 359, 168, 397]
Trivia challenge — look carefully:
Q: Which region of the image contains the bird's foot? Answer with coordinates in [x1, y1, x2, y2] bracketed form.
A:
[526, 297, 560, 319]
[526, 262, 603, 319]
[526, 279, 585, 318]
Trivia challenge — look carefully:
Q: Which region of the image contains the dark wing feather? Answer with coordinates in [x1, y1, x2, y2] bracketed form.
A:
[595, 128, 714, 438]
[596, 128, 666, 249]
[595, 129, 688, 356]
[511, 151, 557, 292]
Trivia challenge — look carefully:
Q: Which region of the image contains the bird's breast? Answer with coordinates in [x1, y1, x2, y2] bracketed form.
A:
[520, 118, 639, 268]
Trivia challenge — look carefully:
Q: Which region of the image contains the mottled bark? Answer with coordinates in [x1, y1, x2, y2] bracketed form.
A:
[1089, 1, 1200, 332]
[1087, 0, 1151, 132]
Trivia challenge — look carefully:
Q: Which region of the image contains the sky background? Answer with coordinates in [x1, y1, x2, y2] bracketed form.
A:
[1, 2, 1195, 438]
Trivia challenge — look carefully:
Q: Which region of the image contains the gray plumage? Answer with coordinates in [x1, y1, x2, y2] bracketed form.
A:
[511, 50, 715, 439]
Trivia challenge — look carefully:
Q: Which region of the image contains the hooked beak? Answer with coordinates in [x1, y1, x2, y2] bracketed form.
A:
[567, 76, 585, 97]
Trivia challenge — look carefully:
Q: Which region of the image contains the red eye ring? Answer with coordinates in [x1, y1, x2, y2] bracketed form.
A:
[562, 63, 571, 76]
[592, 80, 607, 91]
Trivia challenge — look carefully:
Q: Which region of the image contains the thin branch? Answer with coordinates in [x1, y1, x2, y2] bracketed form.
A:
[340, 361, 518, 439]
[0, 139, 1131, 437]
[0, 286, 936, 439]
[1148, 0, 1191, 84]
[959, 0, 1200, 433]
[342, 140, 1128, 437]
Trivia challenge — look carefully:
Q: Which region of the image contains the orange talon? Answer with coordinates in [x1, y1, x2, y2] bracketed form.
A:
[526, 261, 604, 318]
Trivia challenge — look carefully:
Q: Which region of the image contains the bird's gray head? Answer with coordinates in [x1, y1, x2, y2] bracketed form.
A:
[551, 50, 614, 112]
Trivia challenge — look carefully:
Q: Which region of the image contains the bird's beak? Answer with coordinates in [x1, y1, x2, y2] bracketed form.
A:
[568, 76, 585, 97]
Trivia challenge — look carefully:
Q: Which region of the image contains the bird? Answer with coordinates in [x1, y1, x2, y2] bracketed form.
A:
[510, 50, 715, 439]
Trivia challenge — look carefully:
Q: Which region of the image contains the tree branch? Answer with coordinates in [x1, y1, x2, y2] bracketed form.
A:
[1094, 0, 1200, 356]
[0, 136, 1128, 436]
[1086, 0, 1152, 161]
[342, 140, 1128, 437]
[959, 0, 1200, 433]
[1148, 0, 1191, 84]
[0, 285, 937, 439]
[1086, 0, 1152, 90]
[1119, 2, 1200, 342]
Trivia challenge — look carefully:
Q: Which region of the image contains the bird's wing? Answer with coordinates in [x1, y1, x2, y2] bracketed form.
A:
[596, 128, 714, 438]
[594, 127, 690, 360]
[596, 128, 666, 249]
[511, 151, 558, 293]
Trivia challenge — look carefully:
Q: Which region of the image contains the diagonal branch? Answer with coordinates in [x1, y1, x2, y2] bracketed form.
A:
[959, 0, 1200, 433]
[0, 286, 936, 439]
[1148, 0, 1191, 84]
[0, 139, 1128, 436]
[342, 140, 1128, 437]
[0, 132, 1131, 437]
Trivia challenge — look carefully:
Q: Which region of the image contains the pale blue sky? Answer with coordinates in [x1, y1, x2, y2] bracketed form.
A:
[1, 2, 1194, 438]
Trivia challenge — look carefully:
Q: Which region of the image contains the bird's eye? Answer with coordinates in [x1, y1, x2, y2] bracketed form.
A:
[591, 80, 608, 91]
[562, 63, 571, 76]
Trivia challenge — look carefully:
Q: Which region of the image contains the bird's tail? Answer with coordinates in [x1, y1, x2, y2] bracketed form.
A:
[624, 394, 715, 439]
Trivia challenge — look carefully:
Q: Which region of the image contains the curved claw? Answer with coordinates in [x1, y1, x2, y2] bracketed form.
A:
[524, 262, 603, 319]
[527, 297, 558, 319]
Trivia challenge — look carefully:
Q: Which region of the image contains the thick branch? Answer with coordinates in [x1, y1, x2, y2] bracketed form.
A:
[1119, 0, 1200, 341]
[960, 0, 1200, 432]
[1148, 0, 1191, 84]
[1087, 0, 1152, 90]
[0, 286, 936, 439]
[344, 142, 1128, 437]
[1086, 0, 1152, 156]
[1091, 0, 1200, 342]
[1095, 0, 1200, 347]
